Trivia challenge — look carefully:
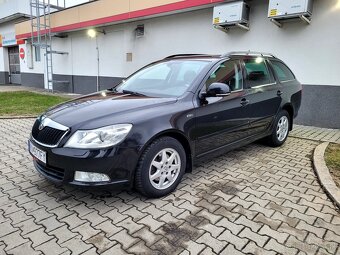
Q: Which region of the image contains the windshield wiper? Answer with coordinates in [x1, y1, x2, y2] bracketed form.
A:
[122, 90, 146, 97]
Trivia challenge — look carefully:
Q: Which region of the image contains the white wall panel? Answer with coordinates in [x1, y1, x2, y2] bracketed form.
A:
[70, 33, 97, 76]
[97, 30, 125, 77]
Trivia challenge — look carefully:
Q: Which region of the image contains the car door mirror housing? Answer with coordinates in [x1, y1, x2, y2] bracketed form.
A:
[202, 83, 231, 98]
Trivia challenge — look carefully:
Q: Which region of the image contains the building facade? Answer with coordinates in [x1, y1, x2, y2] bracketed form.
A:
[1, 0, 340, 128]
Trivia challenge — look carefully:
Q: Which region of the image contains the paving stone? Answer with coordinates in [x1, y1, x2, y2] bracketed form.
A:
[7, 241, 41, 255]
[239, 227, 269, 247]
[61, 235, 93, 255]
[101, 243, 130, 255]
[127, 240, 157, 255]
[24, 228, 53, 248]
[73, 222, 101, 240]
[242, 241, 276, 255]
[277, 222, 308, 242]
[196, 232, 227, 254]
[2, 231, 29, 251]
[95, 220, 123, 238]
[80, 211, 107, 227]
[36, 238, 69, 255]
[217, 229, 248, 250]
[295, 221, 326, 239]
[132, 227, 162, 247]
[137, 215, 164, 232]
[86, 232, 115, 253]
[286, 235, 319, 254]
[264, 238, 298, 255]
[110, 229, 140, 250]
[259, 225, 289, 244]
[0, 220, 17, 238]
[182, 240, 206, 255]
[39, 216, 65, 232]
[234, 215, 262, 232]
[215, 217, 244, 235]
[50, 225, 78, 244]
[305, 232, 339, 254]
[60, 213, 87, 230]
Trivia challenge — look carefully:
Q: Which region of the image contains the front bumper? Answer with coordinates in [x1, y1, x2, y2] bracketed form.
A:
[29, 139, 140, 188]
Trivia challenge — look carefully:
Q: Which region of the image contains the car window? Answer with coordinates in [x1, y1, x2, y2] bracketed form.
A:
[244, 57, 271, 88]
[205, 60, 243, 92]
[138, 64, 171, 80]
[270, 60, 295, 82]
[115, 60, 210, 97]
[177, 62, 208, 84]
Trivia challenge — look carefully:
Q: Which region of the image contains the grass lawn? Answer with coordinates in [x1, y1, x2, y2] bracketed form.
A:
[0, 91, 69, 117]
[325, 143, 340, 188]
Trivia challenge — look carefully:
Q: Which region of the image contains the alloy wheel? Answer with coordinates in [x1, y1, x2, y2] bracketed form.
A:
[149, 148, 181, 190]
[277, 116, 289, 142]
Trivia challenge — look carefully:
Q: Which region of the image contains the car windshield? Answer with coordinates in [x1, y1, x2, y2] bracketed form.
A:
[114, 60, 211, 97]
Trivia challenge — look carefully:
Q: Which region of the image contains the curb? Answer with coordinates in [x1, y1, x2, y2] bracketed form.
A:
[0, 116, 37, 119]
[313, 142, 340, 209]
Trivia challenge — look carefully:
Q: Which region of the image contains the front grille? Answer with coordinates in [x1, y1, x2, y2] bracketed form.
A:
[32, 119, 67, 146]
[35, 161, 65, 181]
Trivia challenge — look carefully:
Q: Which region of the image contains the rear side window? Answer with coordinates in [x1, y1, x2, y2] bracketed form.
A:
[270, 60, 295, 82]
[244, 58, 271, 88]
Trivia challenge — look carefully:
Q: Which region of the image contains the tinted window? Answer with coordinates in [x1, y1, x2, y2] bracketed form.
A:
[206, 60, 243, 92]
[270, 60, 295, 82]
[244, 58, 271, 87]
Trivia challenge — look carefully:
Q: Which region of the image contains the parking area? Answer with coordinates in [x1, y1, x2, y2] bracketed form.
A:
[0, 118, 340, 255]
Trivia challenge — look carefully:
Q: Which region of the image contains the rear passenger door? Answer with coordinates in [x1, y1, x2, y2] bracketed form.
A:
[241, 57, 282, 135]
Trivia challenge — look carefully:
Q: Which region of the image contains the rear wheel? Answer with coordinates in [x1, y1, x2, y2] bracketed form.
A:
[135, 137, 186, 198]
[265, 110, 290, 147]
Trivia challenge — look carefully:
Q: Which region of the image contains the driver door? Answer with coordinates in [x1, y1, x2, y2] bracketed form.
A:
[193, 59, 250, 156]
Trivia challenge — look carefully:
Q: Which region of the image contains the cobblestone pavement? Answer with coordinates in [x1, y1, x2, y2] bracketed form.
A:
[291, 125, 340, 144]
[0, 119, 339, 255]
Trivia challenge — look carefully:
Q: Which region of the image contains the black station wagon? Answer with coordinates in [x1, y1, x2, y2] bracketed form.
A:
[28, 52, 302, 197]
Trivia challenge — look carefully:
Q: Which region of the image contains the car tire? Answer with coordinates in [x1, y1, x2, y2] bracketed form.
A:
[265, 110, 290, 147]
[135, 137, 186, 198]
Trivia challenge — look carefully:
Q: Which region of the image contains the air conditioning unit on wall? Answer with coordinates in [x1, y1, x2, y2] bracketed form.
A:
[213, 1, 250, 32]
[268, 0, 314, 27]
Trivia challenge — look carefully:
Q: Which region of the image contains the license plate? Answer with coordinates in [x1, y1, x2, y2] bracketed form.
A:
[29, 140, 46, 164]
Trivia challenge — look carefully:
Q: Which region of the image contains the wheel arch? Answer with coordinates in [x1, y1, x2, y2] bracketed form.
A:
[138, 129, 193, 174]
[282, 103, 294, 131]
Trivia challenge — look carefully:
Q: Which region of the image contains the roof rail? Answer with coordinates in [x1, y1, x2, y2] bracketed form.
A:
[164, 54, 215, 59]
[222, 51, 277, 58]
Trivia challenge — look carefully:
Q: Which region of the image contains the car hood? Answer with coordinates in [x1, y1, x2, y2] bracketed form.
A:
[45, 91, 177, 128]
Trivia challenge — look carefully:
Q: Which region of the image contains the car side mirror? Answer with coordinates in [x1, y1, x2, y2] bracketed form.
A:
[202, 82, 231, 98]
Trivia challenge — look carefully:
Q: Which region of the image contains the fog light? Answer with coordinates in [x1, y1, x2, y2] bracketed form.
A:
[74, 171, 110, 182]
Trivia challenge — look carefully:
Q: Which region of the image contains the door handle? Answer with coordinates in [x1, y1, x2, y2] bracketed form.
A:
[241, 98, 249, 106]
[277, 90, 283, 96]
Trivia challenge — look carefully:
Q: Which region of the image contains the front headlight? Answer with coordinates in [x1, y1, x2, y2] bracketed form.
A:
[64, 124, 132, 149]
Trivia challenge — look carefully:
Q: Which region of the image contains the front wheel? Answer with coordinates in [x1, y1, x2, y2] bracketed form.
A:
[135, 137, 186, 198]
[265, 110, 290, 147]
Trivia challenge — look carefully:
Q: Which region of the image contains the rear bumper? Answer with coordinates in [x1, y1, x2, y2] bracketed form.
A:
[29, 139, 140, 188]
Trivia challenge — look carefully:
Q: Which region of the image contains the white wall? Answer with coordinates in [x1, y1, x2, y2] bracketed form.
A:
[24, 0, 340, 86]
[116, 0, 340, 86]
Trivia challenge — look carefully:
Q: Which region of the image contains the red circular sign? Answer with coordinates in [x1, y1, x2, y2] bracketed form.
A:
[19, 48, 25, 59]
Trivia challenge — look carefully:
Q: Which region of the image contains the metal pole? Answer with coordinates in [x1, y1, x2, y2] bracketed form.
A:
[96, 35, 99, 92]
